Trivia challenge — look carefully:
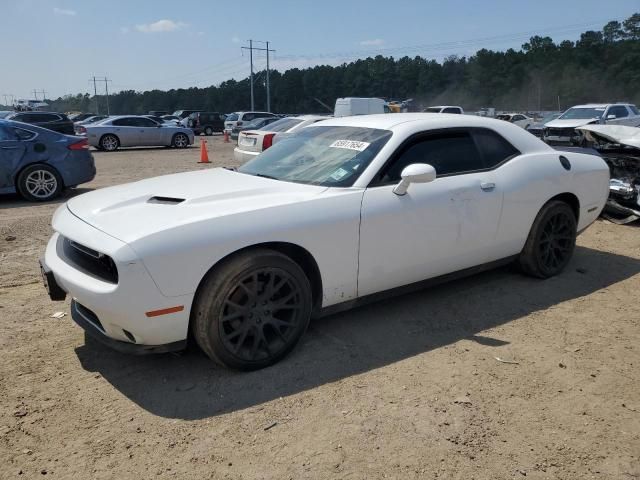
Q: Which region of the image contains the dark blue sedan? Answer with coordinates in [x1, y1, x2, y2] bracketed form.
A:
[0, 119, 95, 201]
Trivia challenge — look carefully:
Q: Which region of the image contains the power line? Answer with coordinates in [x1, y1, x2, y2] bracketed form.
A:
[276, 19, 613, 63]
[242, 40, 275, 111]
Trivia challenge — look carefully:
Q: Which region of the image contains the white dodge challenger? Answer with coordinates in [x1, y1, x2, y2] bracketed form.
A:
[41, 114, 609, 370]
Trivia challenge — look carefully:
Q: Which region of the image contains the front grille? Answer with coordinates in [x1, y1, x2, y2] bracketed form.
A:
[547, 127, 576, 137]
[74, 302, 104, 332]
[62, 237, 118, 283]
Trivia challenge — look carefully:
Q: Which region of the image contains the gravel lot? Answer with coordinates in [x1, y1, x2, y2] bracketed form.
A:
[1, 136, 639, 479]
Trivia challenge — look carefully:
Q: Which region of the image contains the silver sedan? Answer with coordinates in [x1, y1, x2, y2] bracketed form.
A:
[83, 115, 194, 151]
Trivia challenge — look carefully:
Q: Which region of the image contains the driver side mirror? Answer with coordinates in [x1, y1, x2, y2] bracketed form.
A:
[607, 114, 616, 120]
[393, 163, 437, 196]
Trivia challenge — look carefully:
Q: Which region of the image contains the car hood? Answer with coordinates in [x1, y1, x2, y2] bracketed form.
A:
[545, 118, 599, 129]
[576, 124, 640, 150]
[66, 168, 328, 244]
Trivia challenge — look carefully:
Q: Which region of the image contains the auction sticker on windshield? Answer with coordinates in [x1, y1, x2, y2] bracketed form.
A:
[329, 140, 370, 152]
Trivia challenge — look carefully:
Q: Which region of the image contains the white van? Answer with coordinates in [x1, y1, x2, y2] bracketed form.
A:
[334, 97, 387, 117]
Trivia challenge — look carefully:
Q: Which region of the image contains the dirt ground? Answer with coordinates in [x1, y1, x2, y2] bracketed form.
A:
[1, 135, 639, 479]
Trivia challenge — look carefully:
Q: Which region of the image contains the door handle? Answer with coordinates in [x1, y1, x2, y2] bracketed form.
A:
[480, 182, 496, 192]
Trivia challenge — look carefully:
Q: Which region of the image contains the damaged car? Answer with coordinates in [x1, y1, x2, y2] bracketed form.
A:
[577, 124, 640, 224]
[544, 103, 640, 146]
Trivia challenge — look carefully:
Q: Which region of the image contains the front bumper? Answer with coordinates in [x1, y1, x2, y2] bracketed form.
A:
[43, 206, 193, 348]
[71, 300, 186, 355]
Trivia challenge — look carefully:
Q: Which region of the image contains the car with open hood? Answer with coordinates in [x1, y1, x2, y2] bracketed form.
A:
[41, 113, 609, 370]
[543, 103, 640, 145]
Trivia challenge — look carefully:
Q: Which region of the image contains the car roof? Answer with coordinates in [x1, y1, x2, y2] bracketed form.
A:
[316, 113, 501, 130]
[294, 114, 331, 120]
[570, 104, 617, 109]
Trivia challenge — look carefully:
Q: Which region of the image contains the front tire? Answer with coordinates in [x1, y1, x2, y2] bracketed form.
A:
[100, 134, 119, 152]
[172, 133, 189, 148]
[519, 200, 577, 278]
[17, 164, 63, 202]
[192, 249, 312, 370]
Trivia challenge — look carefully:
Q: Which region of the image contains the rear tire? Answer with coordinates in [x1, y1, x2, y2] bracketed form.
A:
[17, 164, 63, 202]
[519, 200, 577, 278]
[192, 249, 312, 370]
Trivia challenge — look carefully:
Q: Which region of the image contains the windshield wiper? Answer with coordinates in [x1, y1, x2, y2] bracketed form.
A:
[253, 173, 279, 180]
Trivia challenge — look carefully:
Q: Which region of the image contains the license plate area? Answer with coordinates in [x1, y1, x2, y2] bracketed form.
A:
[240, 136, 256, 147]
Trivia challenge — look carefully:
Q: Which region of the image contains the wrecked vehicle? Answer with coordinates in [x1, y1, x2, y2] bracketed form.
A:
[544, 103, 640, 145]
[577, 125, 640, 224]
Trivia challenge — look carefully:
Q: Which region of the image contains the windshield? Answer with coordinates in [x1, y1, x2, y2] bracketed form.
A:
[541, 113, 560, 123]
[238, 126, 392, 187]
[226, 113, 239, 121]
[559, 107, 605, 120]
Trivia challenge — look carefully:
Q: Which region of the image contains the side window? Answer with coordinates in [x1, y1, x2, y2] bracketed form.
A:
[512, 115, 525, 121]
[135, 117, 157, 127]
[16, 114, 32, 122]
[378, 131, 484, 183]
[112, 117, 135, 126]
[243, 113, 255, 121]
[472, 129, 519, 168]
[443, 107, 461, 114]
[608, 106, 628, 118]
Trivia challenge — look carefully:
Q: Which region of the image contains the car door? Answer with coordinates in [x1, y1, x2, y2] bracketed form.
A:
[110, 117, 139, 146]
[0, 126, 27, 189]
[604, 106, 632, 126]
[357, 129, 506, 297]
[134, 117, 163, 145]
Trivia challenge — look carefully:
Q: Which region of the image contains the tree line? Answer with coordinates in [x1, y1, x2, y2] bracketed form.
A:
[12, 14, 640, 115]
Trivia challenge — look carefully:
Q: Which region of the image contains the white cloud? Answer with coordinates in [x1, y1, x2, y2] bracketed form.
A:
[135, 19, 187, 33]
[359, 38, 384, 46]
[53, 7, 77, 16]
[231, 35, 241, 43]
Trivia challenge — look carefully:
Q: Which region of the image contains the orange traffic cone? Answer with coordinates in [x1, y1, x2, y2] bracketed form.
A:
[198, 138, 210, 163]
[223, 130, 230, 143]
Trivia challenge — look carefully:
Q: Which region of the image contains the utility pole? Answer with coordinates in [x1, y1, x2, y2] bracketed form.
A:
[102, 77, 112, 115]
[241, 40, 275, 111]
[90, 76, 99, 114]
[266, 41, 271, 112]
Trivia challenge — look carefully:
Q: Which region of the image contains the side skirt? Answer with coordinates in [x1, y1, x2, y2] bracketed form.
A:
[314, 256, 518, 318]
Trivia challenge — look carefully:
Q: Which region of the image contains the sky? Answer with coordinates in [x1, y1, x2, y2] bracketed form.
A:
[1, 0, 638, 101]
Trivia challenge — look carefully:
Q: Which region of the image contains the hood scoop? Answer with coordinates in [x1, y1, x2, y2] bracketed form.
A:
[147, 196, 185, 205]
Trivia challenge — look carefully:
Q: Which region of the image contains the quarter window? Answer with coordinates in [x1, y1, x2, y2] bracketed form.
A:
[379, 131, 484, 183]
[629, 105, 639, 115]
[13, 128, 36, 140]
[472, 129, 519, 168]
